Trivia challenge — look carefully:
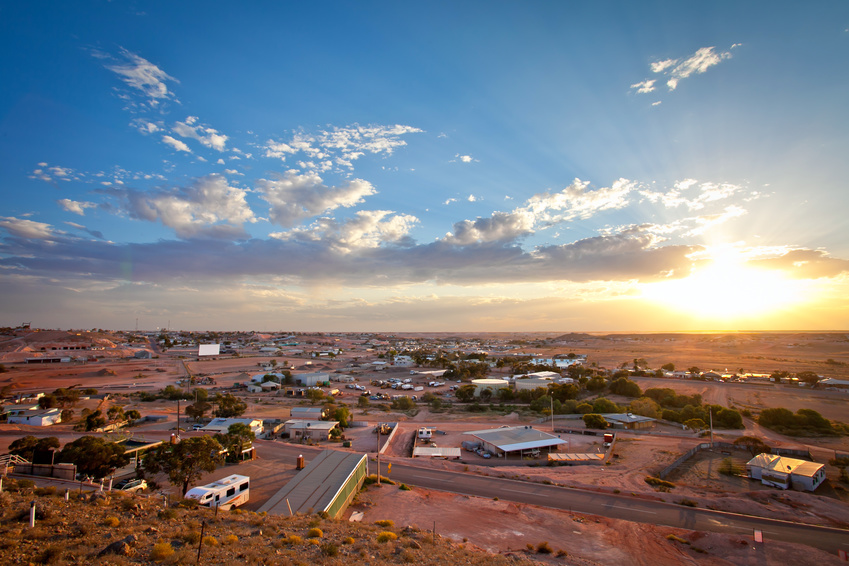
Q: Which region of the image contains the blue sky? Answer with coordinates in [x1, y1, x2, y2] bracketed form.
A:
[1, 1, 848, 331]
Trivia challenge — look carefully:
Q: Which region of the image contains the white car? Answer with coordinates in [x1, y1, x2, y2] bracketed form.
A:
[115, 478, 148, 492]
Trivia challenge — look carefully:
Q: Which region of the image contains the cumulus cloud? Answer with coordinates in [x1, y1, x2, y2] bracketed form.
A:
[274, 210, 419, 252]
[525, 178, 636, 224]
[453, 154, 475, 163]
[442, 210, 535, 245]
[0, 216, 57, 239]
[58, 199, 97, 216]
[102, 48, 178, 107]
[640, 179, 749, 210]
[162, 135, 192, 153]
[112, 174, 255, 239]
[263, 124, 422, 173]
[747, 249, 849, 279]
[30, 164, 79, 183]
[172, 116, 228, 152]
[257, 171, 377, 227]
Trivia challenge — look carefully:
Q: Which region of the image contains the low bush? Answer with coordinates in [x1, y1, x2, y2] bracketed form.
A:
[150, 542, 175, 561]
[307, 528, 323, 538]
[377, 531, 398, 543]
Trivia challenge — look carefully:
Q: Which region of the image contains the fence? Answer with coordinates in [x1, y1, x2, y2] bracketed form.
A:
[658, 442, 814, 479]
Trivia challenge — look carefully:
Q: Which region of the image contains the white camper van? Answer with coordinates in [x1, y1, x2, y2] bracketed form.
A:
[185, 474, 250, 510]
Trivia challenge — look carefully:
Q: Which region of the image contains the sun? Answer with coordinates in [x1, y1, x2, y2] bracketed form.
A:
[641, 247, 811, 321]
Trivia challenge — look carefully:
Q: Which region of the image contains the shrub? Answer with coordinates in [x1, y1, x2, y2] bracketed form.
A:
[158, 508, 177, 520]
[666, 534, 690, 545]
[202, 535, 219, 547]
[183, 531, 202, 545]
[34, 486, 57, 497]
[645, 476, 675, 490]
[284, 535, 302, 545]
[399, 484, 412, 491]
[150, 542, 175, 561]
[536, 541, 553, 554]
[320, 542, 339, 556]
[377, 531, 398, 543]
[374, 519, 394, 528]
[103, 516, 120, 528]
[224, 534, 238, 544]
[343, 536, 355, 544]
[678, 498, 697, 507]
[307, 528, 323, 538]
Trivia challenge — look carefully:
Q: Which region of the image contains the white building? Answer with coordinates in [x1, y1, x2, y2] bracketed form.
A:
[7, 408, 63, 426]
[392, 355, 415, 367]
[202, 418, 264, 436]
[471, 378, 510, 396]
[746, 453, 826, 492]
[295, 372, 329, 387]
[283, 420, 339, 441]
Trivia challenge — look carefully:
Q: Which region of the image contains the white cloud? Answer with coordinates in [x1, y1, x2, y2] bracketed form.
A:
[217, 159, 225, 165]
[654, 46, 734, 91]
[263, 124, 422, 173]
[467, 195, 478, 202]
[454, 154, 474, 163]
[442, 210, 535, 245]
[117, 174, 256, 239]
[257, 171, 377, 227]
[30, 164, 79, 183]
[640, 180, 748, 210]
[525, 178, 636, 223]
[223, 169, 243, 176]
[103, 48, 178, 106]
[162, 135, 192, 153]
[172, 116, 228, 152]
[275, 210, 419, 252]
[0, 216, 57, 239]
[444, 198, 457, 205]
[630, 79, 656, 94]
[58, 199, 97, 216]
[685, 205, 747, 236]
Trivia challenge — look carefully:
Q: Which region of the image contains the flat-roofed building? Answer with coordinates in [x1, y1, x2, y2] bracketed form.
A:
[283, 420, 339, 441]
[465, 425, 566, 459]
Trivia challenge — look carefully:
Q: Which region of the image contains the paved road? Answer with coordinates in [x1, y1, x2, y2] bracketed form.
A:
[253, 441, 849, 556]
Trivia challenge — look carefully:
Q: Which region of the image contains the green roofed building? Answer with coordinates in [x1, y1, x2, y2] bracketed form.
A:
[259, 450, 367, 519]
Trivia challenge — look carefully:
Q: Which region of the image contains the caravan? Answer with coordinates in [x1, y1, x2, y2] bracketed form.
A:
[185, 474, 250, 510]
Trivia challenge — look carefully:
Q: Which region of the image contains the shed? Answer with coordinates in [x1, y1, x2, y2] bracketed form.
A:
[602, 413, 656, 430]
[259, 450, 367, 518]
[464, 425, 566, 459]
[202, 418, 264, 436]
[295, 372, 329, 387]
[291, 407, 326, 420]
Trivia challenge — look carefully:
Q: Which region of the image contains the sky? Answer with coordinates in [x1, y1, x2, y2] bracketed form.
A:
[1, 1, 848, 332]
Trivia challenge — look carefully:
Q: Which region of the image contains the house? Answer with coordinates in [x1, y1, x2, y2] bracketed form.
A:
[245, 384, 264, 393]
[746, 453, 826, 491]
[392, 355, 415, 367]
[260, 381, 280, 391]
[7, 408, 63, 426]
[282, 420, 339, 441]
[602, 413, 656, 430]
[201, 418, 264, 436]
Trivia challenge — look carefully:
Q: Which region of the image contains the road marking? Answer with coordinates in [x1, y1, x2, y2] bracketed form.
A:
[607, 505, 656, 515]
[503, 488, 536, 495]
[411, 475, 452, 482]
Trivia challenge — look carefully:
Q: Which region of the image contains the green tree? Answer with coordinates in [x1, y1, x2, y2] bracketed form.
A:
[60, 408, 75, 423]
[796, 371, 821, 386]
[332, 405, 351, 428]
[733, 435, 771, 456]
[391, 396, 415, 410]
[592, 397, 619, 414]
[583, 413, 608, 429]
[357, 395, 370, 408]
[609, 378, 642, 398]
[53, 387, 80, 407]
[143, 436, 223, 496]
[661, 363, 675, 372]
[216, 423, 255, 460]
[185, 401, 211, 422]
[576, 402, 593, 414]
[455, 384, 477, 403]
[213, 393, 247, 418]
[9, 436, 60, 461]
[83, 409, 107, 431]
[478, 388, 493, 403]
[38, 394, 58, 410]
[586, 377, 607, 392]
[629, 397, 661, 419]
[683, 418, 707, 433]
[306, 388, 325, 404]
[107, 405, 125, 424]
[125, 409, 141, 425]
[59, 436, 128, 478]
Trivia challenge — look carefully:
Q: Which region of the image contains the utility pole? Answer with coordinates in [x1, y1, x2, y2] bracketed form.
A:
[709, 407, 714, 446]
[376, 422, 380, 486]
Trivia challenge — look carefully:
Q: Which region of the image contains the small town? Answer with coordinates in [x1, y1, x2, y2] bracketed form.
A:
[1, 327, 848, 565]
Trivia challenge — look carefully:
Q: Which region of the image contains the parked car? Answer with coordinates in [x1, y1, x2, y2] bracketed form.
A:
[115, 478, 148, 492]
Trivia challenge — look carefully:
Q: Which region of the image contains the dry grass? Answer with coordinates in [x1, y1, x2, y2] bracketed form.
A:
[0, 488, 535, 566]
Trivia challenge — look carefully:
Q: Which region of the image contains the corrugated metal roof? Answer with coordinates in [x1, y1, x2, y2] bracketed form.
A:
[746, 453, 824, 477]
[465, 426, 566, 452]
[259, 450, 366, 515]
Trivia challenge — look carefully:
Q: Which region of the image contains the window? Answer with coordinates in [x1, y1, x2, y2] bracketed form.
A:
[239, 482, 249, 492]
[226, 487, 235, 497]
